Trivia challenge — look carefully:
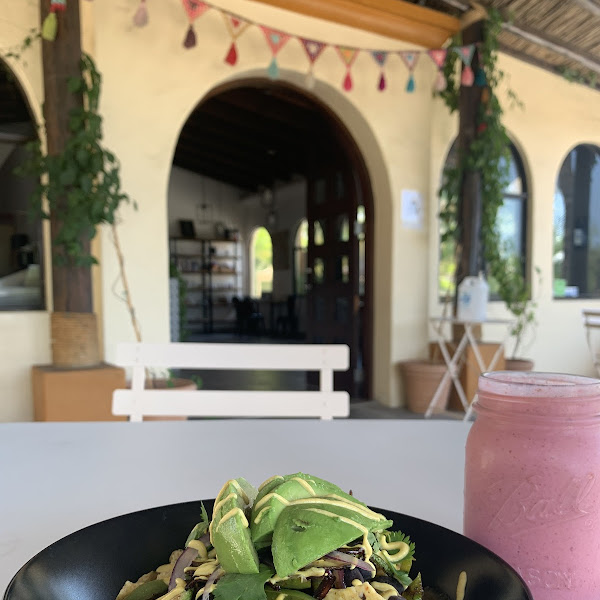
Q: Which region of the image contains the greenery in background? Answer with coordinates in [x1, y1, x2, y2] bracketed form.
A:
[15, 53, 135, 266]
[253, 226, 273, 296]
[438, 8, 538, 356]
[170, 261, 189, 342]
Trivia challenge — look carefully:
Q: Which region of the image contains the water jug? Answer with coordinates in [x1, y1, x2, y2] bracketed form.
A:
[457, 273, 489, 322]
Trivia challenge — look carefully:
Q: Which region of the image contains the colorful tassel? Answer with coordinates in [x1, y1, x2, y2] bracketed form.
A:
[41, 12, 57, 41]
[133, 0, 148, 27]
[183, 24, 196, 48]
[461, 65, 474, 87]
[399, 51, 419, 93]
[474, 67, 487, 86]
[378, 73, 386, 91]
[225, 42, 238, 66]
[371, 51, 388, 91]
[50, 0, 66, 11]
[268, 57, 279, 80]
[337, 47, 358, 92]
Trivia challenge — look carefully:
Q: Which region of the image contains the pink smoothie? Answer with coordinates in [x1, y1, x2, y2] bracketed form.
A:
[464, 372, 600, 600]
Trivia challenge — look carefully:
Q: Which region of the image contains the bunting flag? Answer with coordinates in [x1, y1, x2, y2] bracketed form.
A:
[261, 26, 290, 79]
[223, 14, 251, 65]
[133, 0, 148, 27]
[111, 0, 482, 95]
[337, 46, 358, 91]
[301, 38, 327, 89]
[454, 44, 476, 87]
[182, 0, 209, 49]
[427, 48, 448, 92]
[399, 51, 419, 92]
[371, 51, 388, 91]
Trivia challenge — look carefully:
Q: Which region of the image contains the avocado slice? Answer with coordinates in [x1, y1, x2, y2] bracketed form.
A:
[271, 499, 392, 577]
[210, 478, 259, 574]
[251, 473, 365, 547]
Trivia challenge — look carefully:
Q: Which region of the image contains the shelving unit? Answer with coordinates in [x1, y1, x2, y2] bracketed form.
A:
[170, 237, 242, 334]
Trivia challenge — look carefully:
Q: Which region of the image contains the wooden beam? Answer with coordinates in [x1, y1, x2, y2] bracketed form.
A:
[570, 0, 600, 18]
[502, 22, 600, 77]
[249, 0, 459, 47]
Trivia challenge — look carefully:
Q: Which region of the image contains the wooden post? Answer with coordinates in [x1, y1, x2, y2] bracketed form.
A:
[40, 0, 92, 313]
[454, 16, 485, 341]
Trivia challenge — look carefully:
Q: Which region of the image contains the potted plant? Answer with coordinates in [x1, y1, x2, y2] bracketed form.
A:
[494, 261, 540, 371]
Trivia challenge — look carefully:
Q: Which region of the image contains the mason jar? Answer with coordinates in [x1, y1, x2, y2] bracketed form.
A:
[464, 371, 600, 600]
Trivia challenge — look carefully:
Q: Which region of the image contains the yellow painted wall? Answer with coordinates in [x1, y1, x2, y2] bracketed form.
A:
[1, 0, 599, 420]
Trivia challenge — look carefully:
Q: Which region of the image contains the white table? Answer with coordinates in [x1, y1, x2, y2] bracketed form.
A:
[0, 420, 471, 595]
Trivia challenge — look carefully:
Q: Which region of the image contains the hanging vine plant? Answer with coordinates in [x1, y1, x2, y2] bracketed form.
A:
[16, 52, 136, 267]
[437, 8, 536, 356]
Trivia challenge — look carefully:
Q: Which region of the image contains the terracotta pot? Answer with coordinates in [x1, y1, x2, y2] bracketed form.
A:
[400, 360, 451, 414]
[140, 377, 197, 421]
[505, 358, 534, 372]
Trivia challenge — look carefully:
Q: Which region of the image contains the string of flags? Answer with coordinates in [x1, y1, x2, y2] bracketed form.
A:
[42, 0, 487, 94]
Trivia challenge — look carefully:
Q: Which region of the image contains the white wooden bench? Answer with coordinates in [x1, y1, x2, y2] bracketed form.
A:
[583, 309, 600, 377]
[112, 342, 350, 421]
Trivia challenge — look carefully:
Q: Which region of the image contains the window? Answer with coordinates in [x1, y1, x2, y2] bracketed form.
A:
[0, 63, 44, 311]
[554, 144, 600, 298]
[250, 227, 272, 298]
[293, 219, 308, 295]
[439, 141, 528, 298]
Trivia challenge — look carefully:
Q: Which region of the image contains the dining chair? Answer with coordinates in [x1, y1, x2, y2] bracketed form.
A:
[112, 342, 350, 421]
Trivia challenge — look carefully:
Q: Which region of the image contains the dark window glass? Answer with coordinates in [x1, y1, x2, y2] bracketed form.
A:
[554, 144, 600, 298]
[439, 141, 528, 299]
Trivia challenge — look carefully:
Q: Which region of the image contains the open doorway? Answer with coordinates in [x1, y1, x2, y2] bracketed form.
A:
[167, 80, 374, 398]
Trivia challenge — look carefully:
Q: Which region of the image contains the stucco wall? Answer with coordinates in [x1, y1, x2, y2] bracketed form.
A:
[1, 0, 599, 421]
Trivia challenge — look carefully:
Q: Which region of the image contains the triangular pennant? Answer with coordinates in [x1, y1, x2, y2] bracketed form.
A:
[399, 51, 419, 93]
[182, 0, 208, 22]
[336, 47, 358, 92]
[261, 26, 290, 55]
[371, 51, 387, 68]
[454, 44, 475, 66]
[371, 52, 388, 91]
[301, 38, 326, 64]
[427, 48, 447, 69]
[337, 46, 358, 68]
[399, 51, 419, 71]
[223, 13, 250, 38]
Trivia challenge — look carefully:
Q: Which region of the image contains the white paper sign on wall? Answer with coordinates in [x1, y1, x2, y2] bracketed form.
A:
[401, 189, 424, 229]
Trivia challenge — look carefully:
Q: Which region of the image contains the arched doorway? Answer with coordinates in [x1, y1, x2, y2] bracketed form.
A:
[167, 80, 374, 399]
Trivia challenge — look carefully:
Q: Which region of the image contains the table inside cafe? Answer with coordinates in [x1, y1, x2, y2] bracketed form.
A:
[0, 419, 472, 594]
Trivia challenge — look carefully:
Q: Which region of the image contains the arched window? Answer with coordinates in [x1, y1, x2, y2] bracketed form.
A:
[0, 62, 44, 311]
[293, 219, 308, 295]
[439, 141, 528, 297]
[250, 227, 272, 298]
[554, 144, 600, 298]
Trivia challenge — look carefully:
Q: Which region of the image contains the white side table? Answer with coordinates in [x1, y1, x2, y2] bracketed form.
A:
[426, 317, 514, 419]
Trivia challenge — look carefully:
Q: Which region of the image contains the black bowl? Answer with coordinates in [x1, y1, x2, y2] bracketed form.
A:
[4, 501, 532, 600]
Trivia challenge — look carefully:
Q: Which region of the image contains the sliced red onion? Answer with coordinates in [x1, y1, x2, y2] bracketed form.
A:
[324, 550, 374, 574]
[169, 546, 198, 591]
[202, 568, 223, 600]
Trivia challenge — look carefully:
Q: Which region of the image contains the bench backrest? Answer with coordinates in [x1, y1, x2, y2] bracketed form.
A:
[112, 342, 350, 421]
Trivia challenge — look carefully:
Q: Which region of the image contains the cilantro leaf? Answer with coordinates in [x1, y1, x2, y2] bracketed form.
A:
[185, 502, 210, 547]
[213, 564, 274, 600]
[372, 530, 416, 588]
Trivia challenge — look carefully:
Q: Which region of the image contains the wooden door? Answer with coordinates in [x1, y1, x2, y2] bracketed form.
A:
[306, 144, 364, 397]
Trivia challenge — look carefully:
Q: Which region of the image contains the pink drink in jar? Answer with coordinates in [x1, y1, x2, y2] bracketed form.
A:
[464, 371, 600, 600]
